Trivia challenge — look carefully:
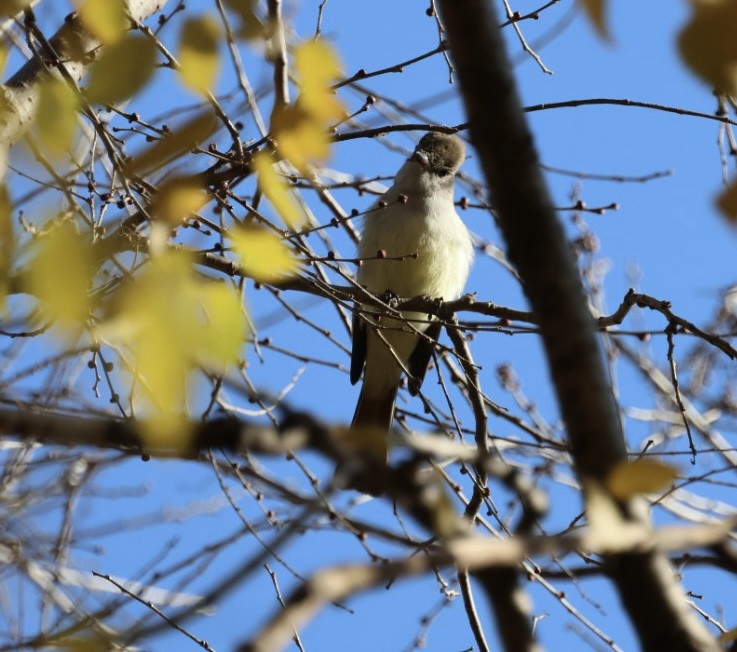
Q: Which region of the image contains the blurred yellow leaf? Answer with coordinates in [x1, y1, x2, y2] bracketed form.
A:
[293, 39, 347, 122]
[125, 112, 217, 176]
[47, 628, 118, 652]
[0, 1, 30, 17]
[678, 0, 737, 95]
[25, 223, 93, 326]
[77, 0, 127, 45]
[100, 251, 245, 449]
[0, 46, 8, 78]
[272, 106, 331, 172]
[719, 627, 737, 643]
[86, 35, 157, 104]
[579, 0, 610, 41]
[268, 40, 346, 173]
[223, 0, 269, 39]
[35, 78, 78, 157]
[151, 178, 209, 225]
[178, 15, 221, 94]
[0, 186, 12, 311]
[294, 39, 343, 86]
[717, 177, 737, 222]
[584, 481, 627, 545]
[197, 281, 247, 363]
[231, 224, 299, 282]
[252, 151, 304, 229]
[607, 459, 679, 500]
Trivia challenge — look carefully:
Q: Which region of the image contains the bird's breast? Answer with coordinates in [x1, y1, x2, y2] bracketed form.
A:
[357, 199, 472, 301]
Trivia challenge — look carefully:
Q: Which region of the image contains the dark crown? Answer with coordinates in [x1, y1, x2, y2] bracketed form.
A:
[415, 132, 465, 175]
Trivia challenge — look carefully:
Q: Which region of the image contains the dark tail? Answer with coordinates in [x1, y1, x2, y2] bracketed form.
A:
[351, 385, 397, 434]
[341, 386, 397, 494]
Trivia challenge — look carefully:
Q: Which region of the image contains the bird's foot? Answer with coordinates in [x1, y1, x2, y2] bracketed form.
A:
[381, 290, 400, 309]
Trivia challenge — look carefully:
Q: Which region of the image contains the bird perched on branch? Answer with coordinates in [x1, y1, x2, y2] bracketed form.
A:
[350, 131, 474, 440]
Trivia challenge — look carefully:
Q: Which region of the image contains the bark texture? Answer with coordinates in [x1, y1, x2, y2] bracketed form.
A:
[437, 1, 719, 649]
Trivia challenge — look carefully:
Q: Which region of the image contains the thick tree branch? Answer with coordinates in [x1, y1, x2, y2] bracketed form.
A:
[437, 0, 720, 650]
[239, 517, 736, 652]
[0, 0, 169, 149]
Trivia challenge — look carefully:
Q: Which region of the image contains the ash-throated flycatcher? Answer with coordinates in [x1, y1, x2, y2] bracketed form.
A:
[350, 132, 474, 434]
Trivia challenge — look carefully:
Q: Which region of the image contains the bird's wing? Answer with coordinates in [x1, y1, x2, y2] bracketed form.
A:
[407, 319, 441, 396]
[350, 309, 367, 385]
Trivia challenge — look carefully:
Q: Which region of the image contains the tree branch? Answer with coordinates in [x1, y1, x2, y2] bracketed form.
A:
[239, 518, 736, 652]
[0, 0, 170, 149]
[436, 0, 720, 650]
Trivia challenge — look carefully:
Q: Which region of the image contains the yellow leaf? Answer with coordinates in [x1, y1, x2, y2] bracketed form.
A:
[100, 251, 245, 450]
[151, 178, 209, 225]
[178, 15, 221, 94]
[719, 627, 737, 643]
[77, 0, 127, 45]
[25, 223, 93, 326]
[272, 106, 331, 172]
[231, 224, 299, 282]
[0, 1, 30, 17]
[134, 323, 190, 449]
[125, 111, 217, 176]
[717, 177, 737, 222]
[294, 39, 343, 86]
[197, 281, 247, 363]
[0, 185, 12, 311]
[607, 459, 679, 500]
[45, 630, 118, 652]
[0, 46, 9, 79]
[223, 0, 269, 39]
[34, 78, 78, 157]
[301, 88, 346, 123]
[138, 411, 191, 451]
[252, 151, 304, 229]
[267, 40, 345, 173]
[86, 35, 157, 104]
[584, 481, 627, 544]
[579, 0, 610, 41]
[294, 39, 347, 122]
[678, 0, 737, 95]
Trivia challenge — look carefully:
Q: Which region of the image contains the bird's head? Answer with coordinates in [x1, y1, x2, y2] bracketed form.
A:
[410, 132, 465, 177]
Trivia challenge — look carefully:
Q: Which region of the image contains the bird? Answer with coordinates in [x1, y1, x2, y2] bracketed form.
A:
[350, 131, 474, 442]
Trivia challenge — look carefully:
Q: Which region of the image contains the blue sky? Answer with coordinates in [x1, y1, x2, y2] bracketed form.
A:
[5, 1, 737, 651]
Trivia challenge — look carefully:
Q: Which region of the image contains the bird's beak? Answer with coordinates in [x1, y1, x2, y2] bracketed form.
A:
[411, 150, 429, 169]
